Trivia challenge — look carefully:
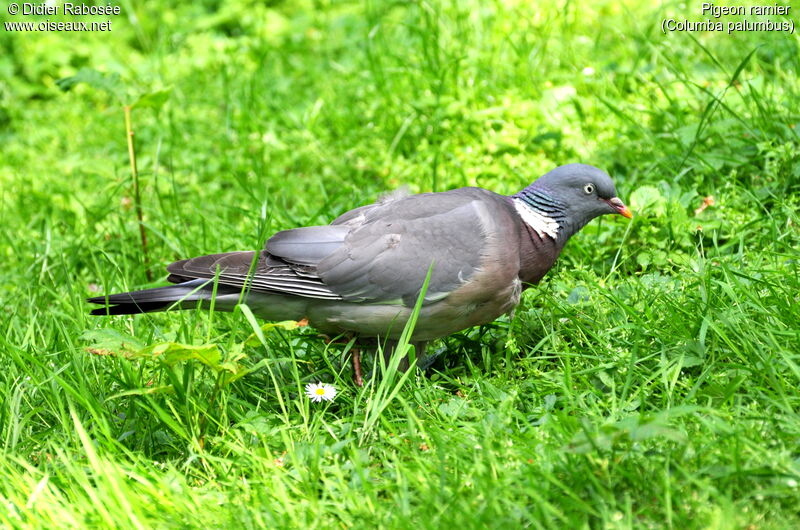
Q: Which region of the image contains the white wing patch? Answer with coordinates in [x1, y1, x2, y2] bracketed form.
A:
[513, 198, 560, 239]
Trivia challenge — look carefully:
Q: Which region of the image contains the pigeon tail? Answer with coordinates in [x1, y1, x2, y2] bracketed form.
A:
[89, 300, 175, 315]
[87, 279, 225, 315]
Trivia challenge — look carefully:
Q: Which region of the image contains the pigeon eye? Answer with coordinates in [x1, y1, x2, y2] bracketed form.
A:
[584, 183, 595, 195]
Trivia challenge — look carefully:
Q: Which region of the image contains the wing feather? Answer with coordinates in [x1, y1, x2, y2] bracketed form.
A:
[167, 251, 343, 300]
[163, 187, 509, 306]
[317, 188, 501, 305]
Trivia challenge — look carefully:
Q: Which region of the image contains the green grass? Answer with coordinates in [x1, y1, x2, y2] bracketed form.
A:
[2, 0, 800, 527]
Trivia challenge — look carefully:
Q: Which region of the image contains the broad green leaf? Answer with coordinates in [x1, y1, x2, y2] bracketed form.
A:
[55, 68, 127, 103]
[82, 329, 145, 356]
[244, 320, 301, 347]
[133, 342, 221, 370]
[132, 88, 172, 111]
[629, 185, 667, 217]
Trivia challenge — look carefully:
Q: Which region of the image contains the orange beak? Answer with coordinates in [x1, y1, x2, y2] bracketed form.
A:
[608, 197, 633, 219]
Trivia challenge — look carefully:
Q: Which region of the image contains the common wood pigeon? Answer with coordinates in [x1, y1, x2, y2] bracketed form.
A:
[89, 163, 631, 380]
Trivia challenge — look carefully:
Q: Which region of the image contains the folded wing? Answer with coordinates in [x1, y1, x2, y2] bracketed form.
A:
[167, 188, 492, 306]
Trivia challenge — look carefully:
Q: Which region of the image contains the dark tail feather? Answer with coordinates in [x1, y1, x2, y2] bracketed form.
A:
[88, 279, 217, 316]
[90, 301, 175, 315]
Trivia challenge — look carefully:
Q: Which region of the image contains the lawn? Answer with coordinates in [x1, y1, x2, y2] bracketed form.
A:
[1, 0, 799, 527]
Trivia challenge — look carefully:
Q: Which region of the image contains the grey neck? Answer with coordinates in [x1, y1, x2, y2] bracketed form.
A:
[512, 187, 571, 245]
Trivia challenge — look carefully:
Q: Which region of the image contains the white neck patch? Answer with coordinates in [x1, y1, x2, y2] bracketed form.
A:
[513, 198, 560, 239]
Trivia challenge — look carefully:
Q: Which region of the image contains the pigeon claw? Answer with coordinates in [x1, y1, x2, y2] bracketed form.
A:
[352, 348, 364, 387]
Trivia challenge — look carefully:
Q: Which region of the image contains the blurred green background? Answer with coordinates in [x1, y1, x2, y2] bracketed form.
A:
[1, 0, 799, 527]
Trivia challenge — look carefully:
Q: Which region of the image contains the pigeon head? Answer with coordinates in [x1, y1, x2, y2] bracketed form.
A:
[513, 163, 632, 241]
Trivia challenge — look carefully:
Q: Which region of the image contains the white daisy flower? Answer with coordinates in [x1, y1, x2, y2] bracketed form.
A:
[305, 382, 337, 403]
